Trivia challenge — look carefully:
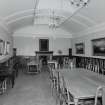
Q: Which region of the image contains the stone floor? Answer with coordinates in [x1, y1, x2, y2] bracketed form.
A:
[0, 68, 56, 105]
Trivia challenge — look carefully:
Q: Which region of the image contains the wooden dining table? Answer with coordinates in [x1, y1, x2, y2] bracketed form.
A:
[54, 68, 105, 105]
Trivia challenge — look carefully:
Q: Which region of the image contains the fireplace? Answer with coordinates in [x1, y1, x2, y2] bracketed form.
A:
[35, 51, 53, 62]
[36, 39, 53, 63]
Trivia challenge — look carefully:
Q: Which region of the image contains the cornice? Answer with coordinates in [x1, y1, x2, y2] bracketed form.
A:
[13, 32, 72, 38]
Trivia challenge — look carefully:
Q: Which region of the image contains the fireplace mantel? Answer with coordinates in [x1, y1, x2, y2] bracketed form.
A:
[36, 51, 53, 54]
[35, 51, 53, 61]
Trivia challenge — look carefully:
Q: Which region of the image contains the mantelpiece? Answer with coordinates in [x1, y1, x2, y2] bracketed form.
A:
[35, 51, 53, 61]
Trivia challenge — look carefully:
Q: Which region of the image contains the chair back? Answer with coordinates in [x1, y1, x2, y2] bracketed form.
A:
[49, 66, 53, 79]
[59, 75, 66, 91]
[94, 86, 105, 105]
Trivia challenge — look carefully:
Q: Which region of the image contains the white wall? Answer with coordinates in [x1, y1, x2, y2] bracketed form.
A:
[52, 38, 71, 55]
[13, 36, 35, 56]
[13, 25, 72, 56]
[13, 25, 72, 38]
[13, 36, 71, 56]
[72, 29, 105, 59]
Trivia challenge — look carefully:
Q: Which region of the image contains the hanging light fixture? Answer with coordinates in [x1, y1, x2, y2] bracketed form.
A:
[33, 0, 39, 24]
[49, 10, 59, 29]
[70, 0, 90, 7]
[56, 0, 90, 27]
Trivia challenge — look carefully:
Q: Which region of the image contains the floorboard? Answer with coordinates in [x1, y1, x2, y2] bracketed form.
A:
[0, 67, 56, 105]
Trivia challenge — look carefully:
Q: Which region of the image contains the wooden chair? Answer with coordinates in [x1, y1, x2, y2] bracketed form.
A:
[0, 78, 8, 94]
[59, 75, 69, 105]
[59, 75, 83, 105]
[54, 61, 58, 69]
[94, 65, 100, 74]
[101, 68, 105, 75]
[94, 86, 105, 105]
[54, 70, 80, 105]
[58, 74, 76, 105]
[55, 71, 78, 105]
[63, 57, 69, 68]
[49, 67, 57, 96]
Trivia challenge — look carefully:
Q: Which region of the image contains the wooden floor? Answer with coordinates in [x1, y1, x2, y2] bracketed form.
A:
[0, 67, 56, 105]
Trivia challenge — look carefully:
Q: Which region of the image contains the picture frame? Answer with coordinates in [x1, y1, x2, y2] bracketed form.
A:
[75, 43, 84, 54]
[92, 38, 105, 56]
[39, 39, 49, 51]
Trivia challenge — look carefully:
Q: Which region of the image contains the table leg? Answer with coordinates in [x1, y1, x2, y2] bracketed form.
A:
[28, 65, 29, 72]
[3, 79, 7, 93]
[74, 98, 78, 105]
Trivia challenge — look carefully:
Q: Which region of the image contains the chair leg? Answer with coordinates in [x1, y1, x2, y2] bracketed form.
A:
[0, 82, 3, 94]
[2, 79, 7, 93]
[51, 81, 54, 96]
[51, 79, 56, 96]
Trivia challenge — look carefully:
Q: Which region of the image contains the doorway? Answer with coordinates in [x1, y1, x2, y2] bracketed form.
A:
[39, 56, 48, 65]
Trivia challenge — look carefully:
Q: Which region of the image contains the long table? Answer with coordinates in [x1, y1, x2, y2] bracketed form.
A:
[55, 68, 105, 105]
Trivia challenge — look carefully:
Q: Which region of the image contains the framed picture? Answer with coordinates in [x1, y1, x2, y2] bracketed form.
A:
[92, 38, 105, 56]
[39, 39, 49, 51]
[75, 43, 84, 54]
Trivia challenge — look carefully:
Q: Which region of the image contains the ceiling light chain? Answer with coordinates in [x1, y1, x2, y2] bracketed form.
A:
[49, 10, 58, 29]
[33, 0, 39, 24]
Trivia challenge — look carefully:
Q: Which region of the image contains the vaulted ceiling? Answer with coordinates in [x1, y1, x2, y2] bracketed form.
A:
[0, 0, 105, 36]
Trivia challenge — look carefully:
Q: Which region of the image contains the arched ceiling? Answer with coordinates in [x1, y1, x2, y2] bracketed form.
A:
[0, 0, 105, 36]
